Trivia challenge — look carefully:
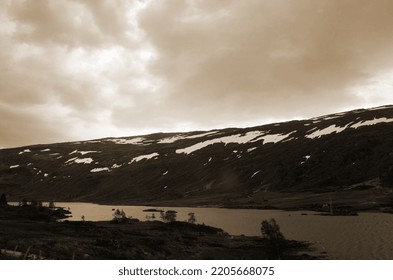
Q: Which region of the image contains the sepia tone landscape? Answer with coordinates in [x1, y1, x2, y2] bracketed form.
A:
[2, 105, 393, 259]
[2, 0, 393, 260]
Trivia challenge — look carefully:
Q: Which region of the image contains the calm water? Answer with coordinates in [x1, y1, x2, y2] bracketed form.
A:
[55, 202, 393, 260]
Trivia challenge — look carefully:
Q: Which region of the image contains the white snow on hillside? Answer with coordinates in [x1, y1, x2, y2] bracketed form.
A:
[158, 135, 183, 144]
[305, 125, 348, 139]
[65, 157, 94, 164]
[251, 171, 260, 178]
[252, 133, 292, 144]
[69, 150, 100, 155]
[129, 152, 159, 163]
[176, 131, 283, 154]
[158, 131, 218, 144]
[305, 117, 393, 139]
[107, 137, 146, 145]
[186, 131, 218, 139]
[41, 148, 50, 152]
[300, 155, 311, 164]
[351, 117, 393, 129]
[247, 147, 257, 152]
[323, 115, 341, 120]
[18, 149, 31, 155]
[10, 165, 19, 169]
[111, 163, 123, 169]
[90, 167, 110, 173]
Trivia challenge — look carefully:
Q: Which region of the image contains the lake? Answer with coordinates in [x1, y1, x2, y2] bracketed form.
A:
[55, 202, 393, 260]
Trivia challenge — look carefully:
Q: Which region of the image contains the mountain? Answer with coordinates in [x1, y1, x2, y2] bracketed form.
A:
[1, 105, 393, 211]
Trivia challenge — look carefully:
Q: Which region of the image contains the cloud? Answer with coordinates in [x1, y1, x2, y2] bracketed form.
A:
[2, 0, 393, 148]
[136, 0, 393, 122]
[8, 0, 138, 48]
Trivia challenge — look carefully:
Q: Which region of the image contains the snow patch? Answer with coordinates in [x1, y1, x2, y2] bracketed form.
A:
[301, 155, 311, 164]
[305, 125, 348, 139]
[107, 137, 146, 145]
[163, 171, 168, 175]
[90, 167, 110, 173]
[186, 131, 218, 139]
[130, 152, 159, 163]
[10, 165, 19, 169]
[351, 117, 393, 129]
[65, 157, 94, 164]
[111, 163, 123, 169]
[158, 131, 218, 144]
[69, 150, 99, 155]
[252, 133, 292, 144]
[176, 131, 266, 154]
[18, 149, 31, 155]
[158, 136, 183, 144]
[41, 148, 50, 152]
[251, 171, 260, 178]
[247, 147, 257, 153]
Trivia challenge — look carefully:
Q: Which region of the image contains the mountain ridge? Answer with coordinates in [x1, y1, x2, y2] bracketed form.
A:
[1, 105, 393, 211]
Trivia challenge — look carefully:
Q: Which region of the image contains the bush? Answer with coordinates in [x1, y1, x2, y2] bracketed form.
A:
[261, 219, 284, 241]
[160, 210, 177, 223]
[112, 209, 127, 223]
[187, 212, 196, 224]
[261, 219, 285, 259]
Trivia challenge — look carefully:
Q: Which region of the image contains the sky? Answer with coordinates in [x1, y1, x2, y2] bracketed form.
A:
[1, 0, 393, 148]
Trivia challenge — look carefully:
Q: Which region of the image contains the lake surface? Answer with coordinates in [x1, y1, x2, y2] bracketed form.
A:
[55, 202, 393, 260]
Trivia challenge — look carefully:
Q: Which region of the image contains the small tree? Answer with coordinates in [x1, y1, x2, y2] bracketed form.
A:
[48, 201, 56, 208]
[261, 219, 284, 240]
[112, 209, 127, 223]
[160, 210, 177, 223]
[261, 219, 285, 259]
[187, 212, 196, 224]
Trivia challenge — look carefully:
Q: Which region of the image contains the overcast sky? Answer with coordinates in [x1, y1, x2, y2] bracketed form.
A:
[1, 0, 393, 148]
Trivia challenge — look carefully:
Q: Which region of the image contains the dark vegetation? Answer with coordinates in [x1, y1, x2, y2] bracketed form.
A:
[0, 203, 317, 260]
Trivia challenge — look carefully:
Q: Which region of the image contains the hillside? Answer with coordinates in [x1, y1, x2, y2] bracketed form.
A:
[1, 105, 393, 211]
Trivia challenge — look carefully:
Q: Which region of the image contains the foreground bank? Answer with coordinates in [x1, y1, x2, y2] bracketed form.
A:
[0, 205, 317, 260]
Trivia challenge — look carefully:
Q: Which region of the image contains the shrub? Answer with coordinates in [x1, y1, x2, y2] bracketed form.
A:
[160, 210, 177, 223]
[261, 219, 284, 241]
[261, 218, 285, 259]
[112, 209, 127, 223]
[187, 212, 196, 224]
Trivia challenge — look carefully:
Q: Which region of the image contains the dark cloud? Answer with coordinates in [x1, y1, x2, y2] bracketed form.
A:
[137, 0, 393, 121]
[1, 0, 393, 148]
